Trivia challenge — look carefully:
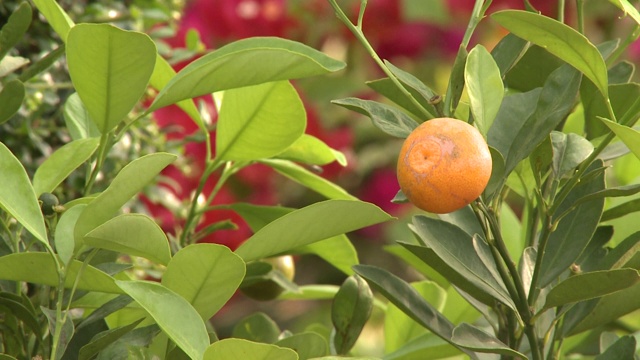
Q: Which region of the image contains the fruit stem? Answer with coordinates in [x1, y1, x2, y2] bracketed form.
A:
[326, 0, 435, 120]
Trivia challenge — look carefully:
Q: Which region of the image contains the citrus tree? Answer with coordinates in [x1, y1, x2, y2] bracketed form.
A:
[327, 0, 640, 359]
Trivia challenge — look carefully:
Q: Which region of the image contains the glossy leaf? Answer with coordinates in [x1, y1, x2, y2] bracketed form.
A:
[149, 37, 345, 111]
[0, 79, 25, 124]
[216, 81, 305, 161]
[261, 159, 357, 200]
[54, 204, 85, 265]
[235, 200, 392, 262]
[353, 265, 478, 359]
[384, 61, 437, 118]
[538, 161, 606, 287]
[451, 323, 526, 358]
[149, 53, 205, 130]
[33, 138, 100, 195]
[115, 280, 209, 360]
[203, 338, 298, 360]
[31, 0, 74, 41]
[232, 312, 280, 344]
[276, 134, 347, 166]
[550, 132, 594, 178]
[63, 93, 100, 140]
[505, 65, 582, 174]
[409, 216, 514, 309]
[66, 24, 156, 133]
[0, 253, 121, 293]
[0, 2, 31, 60]
[601, 118, 640, 160]
[385, 281, 447, 353]
[74, 153, 176, 241]
[490, 33, 528, 76]
[332, 275, 373, 355]
[162, 244, 245, 321]
[465, 44, 504, 136]
[492, 10, 608, 96]
[542, 269, 640, 310]
[84, 213, 171, 266]
[331, 98, 418, 138]
[275, 332, 328, 360]
[366, 78, 433, 120]
[0, 142, 47, 244]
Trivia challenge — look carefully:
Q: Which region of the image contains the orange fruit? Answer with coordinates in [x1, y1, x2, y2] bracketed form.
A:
[397, 117, 492, 214]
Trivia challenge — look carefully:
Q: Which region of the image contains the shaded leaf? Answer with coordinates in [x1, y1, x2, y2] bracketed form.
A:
[331, 275, 373, 355]
[0, 79, 25, 124]
[275, 332, 328, 360]
[331, 98, 418, 138]
[63, 93, 100, 141]
[0, 2, 31, 60]
[600, 118, 640, 160]
[491, 33, 528, 76]
[451, 323, 526, 358]
[492, 10, 608, 96]
[78, 318, 143, 360]
[550, 132, 594, 178]
[232, 312, 280, 344]
[41, 307, 74, 360]
[54, 204, 86, 265]
[595, 334, 637, 360]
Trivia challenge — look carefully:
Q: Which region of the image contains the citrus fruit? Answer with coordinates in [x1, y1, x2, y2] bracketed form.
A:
[38, 192, 60, 216]
[397, 117, 492, 214]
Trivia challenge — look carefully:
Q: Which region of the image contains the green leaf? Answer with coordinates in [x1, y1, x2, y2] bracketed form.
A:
[0, 79, 25, 125]
[41, 307, 74, 360]
[276, 134, 347, 166]
[331, 275, 373, 355]
[0, 253, 121, 293]
[232, 312, 281, 344]
[539, 161, 606, 288]
[602, 198, 640, 221]
[78, 318, 143, 360]
[0, 292, 42, 340]
[595, 335, 637, 360]
[384, 281, 447, 353]
[366, 78, 434, 120]
[234, 200, 392, 262]
[275, 332, 328, 360]
[492, 10, 608, 96]
[542, 269, 640, 310]
[54, 204, 85, 265]
[608, 0, 640, 26]
[63, 93, 100, 140]
[0, 55, 29, 77]
[31, 0, 74, 41]
[74, 152, 176, 242]
[331, 98, 418, 138]
[84, 213, 171, 266]
[353, 265, 478, 359]
[18, 44, 65, 82]
[550, 132, 594, 178]
[162, 244, 245, 321]
[149, 37, 345, 111]
[444, 45, 467, 116]
[216, 81, 305, 161]
[203, 338, 298, 360]
[504, 45, 564, 93]
[297, 235, 358, 275]
[261, 159, 357, 200]
[490, 33, 528, 76]
[600, 118, 640, 160]
[465, 44, 504, 136]
[409, 216, 515, 310]
[76, 294, 134, 331]
[384, 333, 462, 360]
[384, 61, 437, 118]
[0, 142, 47, 244]
[66, 24, 157, 133]
[451, 323, 526, 358]
[149, 53, 205, 130]
[0, 1, 32, 60]
[115, 280, 209, 360]
[33, 138, 100, 195]
[505, 64, 582, 174]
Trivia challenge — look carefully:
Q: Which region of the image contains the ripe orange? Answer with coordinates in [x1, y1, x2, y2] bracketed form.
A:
[397, 117, 492, 214]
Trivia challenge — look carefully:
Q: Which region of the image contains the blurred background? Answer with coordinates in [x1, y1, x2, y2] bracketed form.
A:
[2, 0, 640, 356]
